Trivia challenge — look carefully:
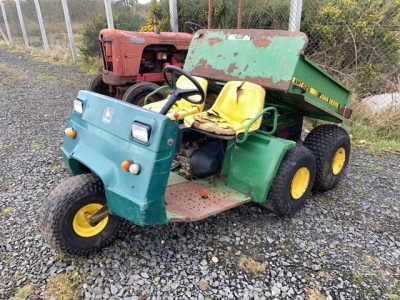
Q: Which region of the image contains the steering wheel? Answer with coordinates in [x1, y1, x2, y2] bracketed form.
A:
[185, 22, 204, 33]
[159, 65, 205, 115]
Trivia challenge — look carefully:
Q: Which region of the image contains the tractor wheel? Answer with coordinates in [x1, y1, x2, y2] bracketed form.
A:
[40, 173, 122, 255]
[303, 124, 350, 191]
[88, 73, 109, 96]
[122, 82, 167, 107]
[263, 144, 316, 215]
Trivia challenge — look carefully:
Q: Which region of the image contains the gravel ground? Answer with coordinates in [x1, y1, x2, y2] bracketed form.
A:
[0, 48, 399, 300]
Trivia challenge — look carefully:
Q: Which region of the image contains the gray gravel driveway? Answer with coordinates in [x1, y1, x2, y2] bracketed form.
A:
[0, 48, 399, 300]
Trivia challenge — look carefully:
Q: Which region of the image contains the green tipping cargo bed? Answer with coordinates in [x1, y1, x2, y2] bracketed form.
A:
[184, 29, 352, 122]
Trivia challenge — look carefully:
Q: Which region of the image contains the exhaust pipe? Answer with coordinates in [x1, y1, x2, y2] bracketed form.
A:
[154, 16, 160, 34]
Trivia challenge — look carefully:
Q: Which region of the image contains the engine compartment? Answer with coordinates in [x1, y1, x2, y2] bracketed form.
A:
[173, 132, 226, 180]
[140, 45, 187, 73]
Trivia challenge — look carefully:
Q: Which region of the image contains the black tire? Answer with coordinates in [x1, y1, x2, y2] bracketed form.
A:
[303, 124, 350, 191]
[40, 173, 122, 255]
[122, 82, 166, 106]
[88, 73, 109, 96]
[263, 145, 316, 215]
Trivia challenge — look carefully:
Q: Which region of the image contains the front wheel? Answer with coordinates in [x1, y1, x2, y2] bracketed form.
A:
[303, 124, 350, 191]
[88, 73, 109, 96]
[122, 82, 166, 106]
[40, 174, 122, 255]
[263, 145, 316, 215]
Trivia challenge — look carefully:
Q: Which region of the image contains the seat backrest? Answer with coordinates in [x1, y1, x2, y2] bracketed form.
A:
[210, 81, 265, 124]
[143, 76, 208, 119]
[173, 76, 208, 110]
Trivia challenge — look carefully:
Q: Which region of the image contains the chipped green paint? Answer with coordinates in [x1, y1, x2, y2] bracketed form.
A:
[184, 29, 352, 120]
[184, 29, 308, 91]
[167, 172, 187, 186]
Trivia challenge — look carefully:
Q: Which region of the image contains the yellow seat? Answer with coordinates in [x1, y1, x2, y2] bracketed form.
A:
[143, 76, 208, 120]
[184, 81, 266, 136]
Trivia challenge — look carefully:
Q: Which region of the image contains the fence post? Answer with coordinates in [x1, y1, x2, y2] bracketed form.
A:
[33, 0, 50, 54]
[61, 0, 77, 63]
[0, 0, 13, 46]
[104, 0, 114, 29]
[288, 0, 303, 31]
[237, 0, 244, 29]
[208, 0, 212, 29]
[169, 0, 178, 32]
[0, 25, 9, 43]
[15, 0, 29, 48]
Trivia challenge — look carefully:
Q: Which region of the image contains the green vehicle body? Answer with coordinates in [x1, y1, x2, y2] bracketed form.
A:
[60, 29, 352, 226]
[63, 90, 296, 225]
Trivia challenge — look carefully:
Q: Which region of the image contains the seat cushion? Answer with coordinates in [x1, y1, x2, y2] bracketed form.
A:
[184, 81, 266, 136]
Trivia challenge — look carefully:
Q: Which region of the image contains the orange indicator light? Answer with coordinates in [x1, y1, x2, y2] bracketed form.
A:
[65, 128, 76, 139]
[121, 160, 132, 171]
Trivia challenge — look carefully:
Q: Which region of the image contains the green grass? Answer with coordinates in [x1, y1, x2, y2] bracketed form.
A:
[343, 108, 400, 153]
[1, 207, 14, 214]
[43, 273, 81, 300]
[31, 143, 46, 150]
[0, 40, 101, 75]
[238, 255, 268, 276]
[14, 284, 38, 300]
[307, 288, 325, 300]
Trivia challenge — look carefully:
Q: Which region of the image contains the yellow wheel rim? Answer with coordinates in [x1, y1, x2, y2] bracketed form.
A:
[73, 203, 109, 237]
[291, 167, 311, 200]
[332, 147, 346, 175]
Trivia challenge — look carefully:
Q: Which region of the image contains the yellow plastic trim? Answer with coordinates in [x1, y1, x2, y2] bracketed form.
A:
[332, 147, 346, 175]
[72, 203, 109, 237]
[290, 167, 310, 200]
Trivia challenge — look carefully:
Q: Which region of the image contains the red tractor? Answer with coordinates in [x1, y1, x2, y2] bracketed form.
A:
[88, 28, 193, 106]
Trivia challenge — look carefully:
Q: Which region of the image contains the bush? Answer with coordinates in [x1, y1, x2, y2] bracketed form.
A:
[303, 0, 400, 98]
[140, 0, 400, 99]
[80, 11, 146, 60]
[140, 0, 291, 32]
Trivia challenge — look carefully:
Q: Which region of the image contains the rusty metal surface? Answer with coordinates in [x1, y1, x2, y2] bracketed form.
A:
[340, 106, 353, 119]
[166, 180, 251, 222]
[99, 29, 192, 82]
[184, 29, 308, 92]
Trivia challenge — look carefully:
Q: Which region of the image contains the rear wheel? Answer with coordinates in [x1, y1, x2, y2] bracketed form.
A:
[40, 173, 122, 255]
[303, 124, 350, 191]
[88, 73, 109, 96]
[122, 82, 167, 106]
[263, 145, 316, 215]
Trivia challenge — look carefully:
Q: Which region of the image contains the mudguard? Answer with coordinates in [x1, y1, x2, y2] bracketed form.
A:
[221, 133, 296, 203]
[62, 91, 179, 225]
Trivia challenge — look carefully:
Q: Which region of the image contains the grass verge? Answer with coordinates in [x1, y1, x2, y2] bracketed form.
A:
[0, 41, 101, 75]
[43, 273, 82, 300]
[238, 255, 268, 276]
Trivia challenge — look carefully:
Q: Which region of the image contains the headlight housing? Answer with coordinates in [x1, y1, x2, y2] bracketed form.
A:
[73, 99, 84, 114]
[131, 122, 151, 144]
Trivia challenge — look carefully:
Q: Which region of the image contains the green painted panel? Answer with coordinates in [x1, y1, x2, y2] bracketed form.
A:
[185, 29, 308, 91]
[221, 133, 296, 203]
[62, 90, 179, 225]
[167, 172, 187, 186]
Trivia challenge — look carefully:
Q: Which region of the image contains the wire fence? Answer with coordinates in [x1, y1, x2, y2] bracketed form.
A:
[1, 0, 399, 112]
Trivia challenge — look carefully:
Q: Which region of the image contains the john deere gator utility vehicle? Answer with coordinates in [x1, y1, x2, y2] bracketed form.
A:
[40, 29, 353, 255]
